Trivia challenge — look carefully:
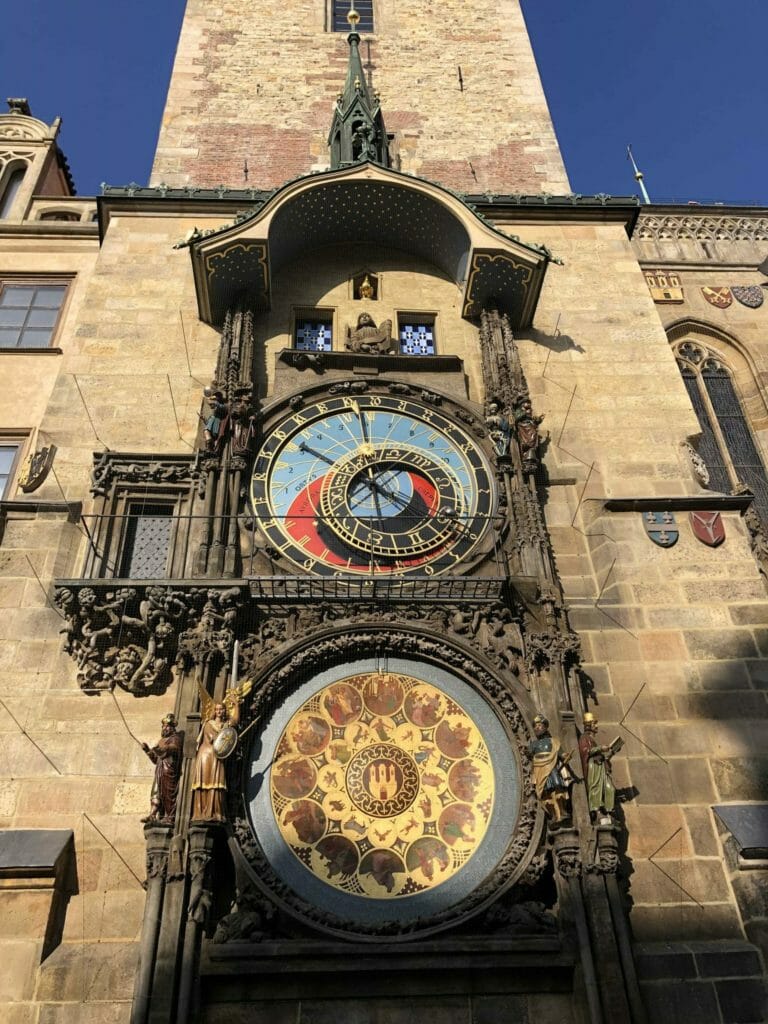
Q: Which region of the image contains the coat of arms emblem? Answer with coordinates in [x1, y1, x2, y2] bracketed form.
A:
[701, 287, 732, 309]
[18, 444, 57, 493]
[731, 285, 764, 309]
[689, 511, 725, 547]
[643, 510, 678, 547]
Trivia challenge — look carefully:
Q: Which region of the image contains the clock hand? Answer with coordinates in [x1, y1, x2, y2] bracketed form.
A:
[298, 441, 335, 466]
[367, 466, 384, 519]
[350, 400, 370, 444]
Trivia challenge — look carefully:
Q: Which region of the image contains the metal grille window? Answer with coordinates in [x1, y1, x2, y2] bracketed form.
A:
[120, 503, 174, 578]
[295, 318, 333, 352]
[332, 0, 374, 32]
[399, 317, 436, 356]
[0, 443, 21, 497]
[0, 282, 67, 348]
[676, 343, 768, 518]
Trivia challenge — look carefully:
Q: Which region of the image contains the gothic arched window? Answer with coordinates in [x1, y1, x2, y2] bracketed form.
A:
[0, 165, 26, 219]
[674, 340, 768, 517]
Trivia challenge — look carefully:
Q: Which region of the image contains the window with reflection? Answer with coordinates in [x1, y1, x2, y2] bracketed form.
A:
[0, 442, 22, 497]
[0, 282, 68, 348]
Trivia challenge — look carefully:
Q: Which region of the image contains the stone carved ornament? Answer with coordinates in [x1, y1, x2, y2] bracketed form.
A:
[636, 213, 768, 243]
[228, 627, 542, 939]
[90, 452, 199, 497]
[345, 311, 394, 354]
[54, 584, 243, 693]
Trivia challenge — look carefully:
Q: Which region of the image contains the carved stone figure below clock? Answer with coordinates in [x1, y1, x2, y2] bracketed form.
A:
[250, 393, 495, 575]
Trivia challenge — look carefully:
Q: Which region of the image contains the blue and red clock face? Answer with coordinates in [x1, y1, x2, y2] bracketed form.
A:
[250, 394, 495, 576]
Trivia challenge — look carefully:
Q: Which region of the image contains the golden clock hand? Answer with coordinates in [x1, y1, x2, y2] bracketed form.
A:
[350, 400, 370, 444]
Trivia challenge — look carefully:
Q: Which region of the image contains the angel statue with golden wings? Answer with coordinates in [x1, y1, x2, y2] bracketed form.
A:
[190, 678, 252, 823]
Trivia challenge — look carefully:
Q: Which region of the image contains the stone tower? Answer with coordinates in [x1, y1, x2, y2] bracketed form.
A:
[1, 3, 767, 1023]
[152, 0, 569, 193]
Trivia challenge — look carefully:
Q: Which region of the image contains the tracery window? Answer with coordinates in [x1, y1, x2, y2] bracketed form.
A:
[674, 340, 768, 517]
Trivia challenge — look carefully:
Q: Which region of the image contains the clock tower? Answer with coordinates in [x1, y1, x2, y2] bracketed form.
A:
[24, 3, 765, 1024]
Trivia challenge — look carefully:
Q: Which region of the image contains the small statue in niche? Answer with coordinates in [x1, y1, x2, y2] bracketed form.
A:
[190, 679, 252, 823]
[345, 312, 394, 355]
[358, 275, 375, 300]
[528, 714, 573, 827]
[485, 398, 511, 457]
[230, 398, 256, 456]
[353, 123, 378, 161]
[514, 397, 545, 473]
[579, 712, 623, 824]
[142, 713, 184, 825]
[202, 388, 229, 452]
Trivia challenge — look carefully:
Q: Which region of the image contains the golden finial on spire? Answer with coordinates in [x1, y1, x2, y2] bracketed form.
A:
[347, 6, 360, 29]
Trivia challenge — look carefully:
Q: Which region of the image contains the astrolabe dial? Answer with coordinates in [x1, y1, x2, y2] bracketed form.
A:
[251, 393, 495, 575]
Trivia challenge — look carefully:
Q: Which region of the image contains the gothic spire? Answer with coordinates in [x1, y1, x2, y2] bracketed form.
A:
[328, 6, 389, 169]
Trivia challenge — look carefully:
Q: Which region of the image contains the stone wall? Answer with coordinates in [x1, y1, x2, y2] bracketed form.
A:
[505, 214, 768, 960]
[152, 0, 568, 194]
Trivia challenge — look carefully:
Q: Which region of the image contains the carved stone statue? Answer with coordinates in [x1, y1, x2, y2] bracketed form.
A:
[345, 312, 394, 355]
[203, 388, 229, 452]
[514, 398, 544, 473]
[190, 680, 252, 823]
[579, 712, 623, 823]
[142, 713, 184, 824]
[485, 399, 511, 457]
[230, 398, 256, 456]
[528, 714, 573, 826]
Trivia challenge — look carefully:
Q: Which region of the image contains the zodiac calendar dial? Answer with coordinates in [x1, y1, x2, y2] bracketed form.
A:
[251, 394, 495, 575]
[268, 672, 495, 899]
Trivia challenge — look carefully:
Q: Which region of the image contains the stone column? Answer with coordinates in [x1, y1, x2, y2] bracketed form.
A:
[131, 825, 172, 1024]
[176, 824, 219, 1023]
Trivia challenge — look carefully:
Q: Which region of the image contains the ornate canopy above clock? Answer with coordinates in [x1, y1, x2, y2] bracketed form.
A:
[184, 163, 552, 328]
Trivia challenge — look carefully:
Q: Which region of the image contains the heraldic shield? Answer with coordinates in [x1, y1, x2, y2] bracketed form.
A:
[689, 511, 725, 547]
[643, 510, 679, 547]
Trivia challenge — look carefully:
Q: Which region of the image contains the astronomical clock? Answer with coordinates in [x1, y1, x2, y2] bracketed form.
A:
[250, 392, 495, 576]
[228, 364, 551, 940]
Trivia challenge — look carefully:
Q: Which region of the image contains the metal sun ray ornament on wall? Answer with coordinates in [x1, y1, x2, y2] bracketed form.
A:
[643, 510, 679, 547]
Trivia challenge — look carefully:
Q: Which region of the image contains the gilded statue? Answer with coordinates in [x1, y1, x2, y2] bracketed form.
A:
[579, 712, 623, 823]
[190, 679, 252, 823]
[528, 714, 573, 826]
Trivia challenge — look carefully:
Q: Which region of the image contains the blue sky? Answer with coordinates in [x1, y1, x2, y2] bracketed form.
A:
[1, 0, 765, 203]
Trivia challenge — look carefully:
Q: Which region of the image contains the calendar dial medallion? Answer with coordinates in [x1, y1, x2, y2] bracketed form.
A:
[251, 394, 494, 575]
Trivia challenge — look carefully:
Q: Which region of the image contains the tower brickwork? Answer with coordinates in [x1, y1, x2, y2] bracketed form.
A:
[152, 0, 569, 193]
